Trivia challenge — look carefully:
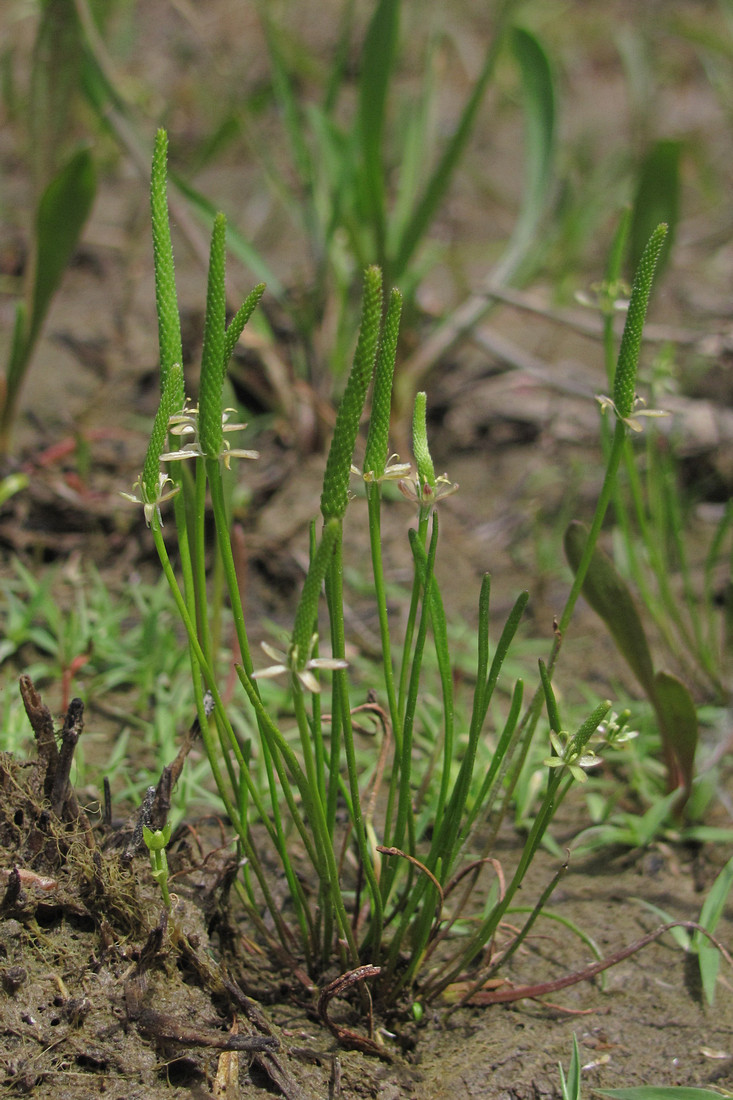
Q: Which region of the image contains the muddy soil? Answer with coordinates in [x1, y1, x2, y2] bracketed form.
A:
[1, 0, 733, 1097]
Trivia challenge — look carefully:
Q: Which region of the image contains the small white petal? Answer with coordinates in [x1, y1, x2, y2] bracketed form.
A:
[160, 447, 200, 461]
[224, 448, 260, 460]
[297, 668, 322, 693]
[309, 656, 349, 672]
[252, 663, 289, 680]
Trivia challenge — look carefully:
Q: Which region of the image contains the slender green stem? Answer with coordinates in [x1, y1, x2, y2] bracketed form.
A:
[324, 526, 384, 959]
[193, 457, 213, 653]
[381, 518, 439, 963]
[151, 519, 313, 907]
[556, 419, 626, 641]
[238, 666, 360, 965]
[365, 482, 404, 860]
[206, 458, 256, 675]
[397, 506, 430, 719]
[291, 684, 351, 964]
[150, 520, 308, 951]
[366, 483, 402, 752]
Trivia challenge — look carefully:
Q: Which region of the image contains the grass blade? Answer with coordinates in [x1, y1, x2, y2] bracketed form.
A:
[358, 0, 400, 264]
[492, 26, 556, 285]
[170, 172, 284, 297]
[596, 1090, 728, 1100]
[695, 854, 733, 1004]
[558, 1033, 581, 1100]
[392, 0, 521, 278]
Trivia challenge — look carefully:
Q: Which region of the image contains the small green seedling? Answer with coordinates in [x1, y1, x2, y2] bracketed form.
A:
[143, 821, 173, 911]
[559, 1035, 728, 1100]
[558, 1033, 581, 1100]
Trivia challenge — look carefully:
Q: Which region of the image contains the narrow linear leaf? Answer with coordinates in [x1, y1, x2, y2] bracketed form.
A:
[292, 520, 340, 659]
[480, 590, 529, 722]
[258, 7, 313, 198]
[2, 148, 96, 453]
[596, 1089, 728, 1100]
[512, 25, 555, 209]
[393, 0, 521, 277]
[633, 896, 689, 950]
[558, 1033, 581, 1100]
[698, 854, 733, 938]
[492, 26, 556, 284]
[695, 853, 733, 1005]
[3, 304, 28, 401]
[358, 0, 400, 258]
[698, 938, 722, 1007]
[170, 172, 284, 297]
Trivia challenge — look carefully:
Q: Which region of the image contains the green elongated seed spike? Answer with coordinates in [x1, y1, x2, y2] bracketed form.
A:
[572, 699, 612, 755]
[199, 213, 228, 459]
[613, 222, 668, 419]
[321, 266, 383, 519]
[412, 391, 436, 487]
[363, 287, 403, 480]
[150, 130, 183, 392]
[223, 283, 266, 378]
[291, 519, 340, 663]
[142, 363, 183, 499]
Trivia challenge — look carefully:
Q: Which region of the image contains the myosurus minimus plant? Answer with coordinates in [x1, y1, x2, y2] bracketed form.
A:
[124, 130, 668, 1025]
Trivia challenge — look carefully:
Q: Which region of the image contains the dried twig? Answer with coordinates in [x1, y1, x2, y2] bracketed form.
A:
[317, 966, 390, 1061]
[458, 920, 733, 1008]
[51, 697, 84, 815]
[20, 675, 58, 799]
[18, 676, 94, 846]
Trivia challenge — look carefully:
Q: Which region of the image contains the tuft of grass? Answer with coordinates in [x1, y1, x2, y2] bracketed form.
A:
[118, 132, 674, 1014]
